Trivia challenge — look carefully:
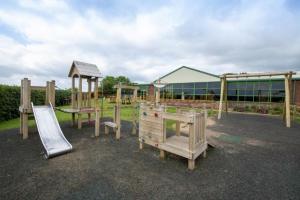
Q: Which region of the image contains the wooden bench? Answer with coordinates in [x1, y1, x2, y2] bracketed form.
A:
[104, 122, 119, 139]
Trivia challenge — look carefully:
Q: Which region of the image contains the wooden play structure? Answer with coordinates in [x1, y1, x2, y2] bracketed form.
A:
[103, 83, 139, 139]
[139, 103, 207, 170]
[19, 78, 55, 139]
[59, 61, 101, 133]
[218, 71, 296, 127]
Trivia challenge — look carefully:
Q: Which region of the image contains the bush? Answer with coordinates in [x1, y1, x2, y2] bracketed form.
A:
[0, 84, 71, 122]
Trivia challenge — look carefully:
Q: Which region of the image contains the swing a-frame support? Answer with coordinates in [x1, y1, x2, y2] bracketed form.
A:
[217, 71, 296, 128]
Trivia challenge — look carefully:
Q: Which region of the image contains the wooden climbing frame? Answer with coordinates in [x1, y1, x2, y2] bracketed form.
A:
[19, 78, 55, 139]
[104, 83, 139, 139]
[139, 103, 207, 170]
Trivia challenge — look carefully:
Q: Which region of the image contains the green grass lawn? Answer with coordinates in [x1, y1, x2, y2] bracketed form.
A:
[0, 100, 298, 132]
[0, 100, 138, 131]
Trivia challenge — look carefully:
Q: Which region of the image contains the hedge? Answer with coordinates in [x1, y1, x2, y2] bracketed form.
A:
[0, 84, 71, 122]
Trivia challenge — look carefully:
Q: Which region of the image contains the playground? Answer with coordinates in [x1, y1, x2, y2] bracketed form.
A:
[0, 113, 299, 199]
[0, 61, 299, 199]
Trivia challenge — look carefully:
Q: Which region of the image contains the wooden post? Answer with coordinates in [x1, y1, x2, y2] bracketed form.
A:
[78, 76, 82, 129]
[224, 79, 228, 113]
[50, 80, 55, 106]
[22, 113, 28, 140]
[176, 122, 180, 136]
[94, 78, 99, 109]
[114, 86, 121, 139]
[45, 81, 50, 104]
[160, 150, 165, 159]
[285, 74, 291, 127]
[188, 122, 195, 153]
[20, 79, 24, 135]
[155, 88, 160, 106]
[188, 159, 195, 170]
[105, 125, 109, 134]
[132, 89, 138, 135]
[116, 87, 121, 104]
[218, 77, 225, 119]
[139, 142, 143, 150]
[88, 78, 92, 122]
[116, 104, 121, 139]
[95, 109, 100, 137]
[71, 76, 76, 109]
[22, 78, 31, 139]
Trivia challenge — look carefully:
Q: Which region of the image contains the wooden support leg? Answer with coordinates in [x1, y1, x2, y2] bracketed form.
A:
[203, 150, 207, 158]
[78, 114, 82, 129]
[116, 128, 120, 140]
[284, 75, 291, 128]
[132, 120, 137, 135]
[95, 111, 100, 137]
[139, 142, 143, 150]
[22, 114, 28, 139]
[188, 159, 195, 170]
[72, 113, 75, 126]
[105, 126, 109, 134]
[20, 113, 23, 135]
[160, 150, 165, 159]
[88, 113, 91, 124]
[176, 121, 180, 136]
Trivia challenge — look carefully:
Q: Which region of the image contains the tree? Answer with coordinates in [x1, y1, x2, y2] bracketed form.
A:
[100, 76, 132, 95]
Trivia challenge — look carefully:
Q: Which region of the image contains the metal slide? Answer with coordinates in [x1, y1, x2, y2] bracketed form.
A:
[32, 103, 72, 158]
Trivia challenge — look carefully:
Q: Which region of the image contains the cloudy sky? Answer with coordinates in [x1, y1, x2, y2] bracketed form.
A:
[0, 0, 300, 88]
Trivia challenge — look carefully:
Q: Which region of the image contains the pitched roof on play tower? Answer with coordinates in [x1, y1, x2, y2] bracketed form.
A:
[68, 60, 101, 78]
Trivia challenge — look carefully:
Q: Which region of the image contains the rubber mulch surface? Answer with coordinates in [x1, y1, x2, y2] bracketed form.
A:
[0, 113, 299, 200]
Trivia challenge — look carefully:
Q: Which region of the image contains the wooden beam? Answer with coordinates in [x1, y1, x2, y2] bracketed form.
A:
[114, 84, 139, 90]
[162, 112, 193, 123]
[31, 86, 46, 90]
[285, 74, 291, 127]
[218, 77, 225, 119]
[222, 71, 296, 79]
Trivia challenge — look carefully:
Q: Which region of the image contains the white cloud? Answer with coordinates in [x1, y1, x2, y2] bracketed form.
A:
[0, 0, 299, 88]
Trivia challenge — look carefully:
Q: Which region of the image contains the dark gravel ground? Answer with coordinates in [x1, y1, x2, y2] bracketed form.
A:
[0, 113, 299, 200]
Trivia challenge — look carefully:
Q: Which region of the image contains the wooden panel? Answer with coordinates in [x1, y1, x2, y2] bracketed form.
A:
[162, 112, 193, 123]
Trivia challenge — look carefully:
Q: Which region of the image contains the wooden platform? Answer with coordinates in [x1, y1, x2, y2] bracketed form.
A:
[57, 108, 95, 113]
[160, 136, 207, 159]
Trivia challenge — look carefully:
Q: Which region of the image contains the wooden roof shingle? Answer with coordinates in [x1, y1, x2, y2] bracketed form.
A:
[68, 60, 101, 78]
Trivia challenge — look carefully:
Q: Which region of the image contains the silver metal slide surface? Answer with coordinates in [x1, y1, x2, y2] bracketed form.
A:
[32, 103, 72, 158]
